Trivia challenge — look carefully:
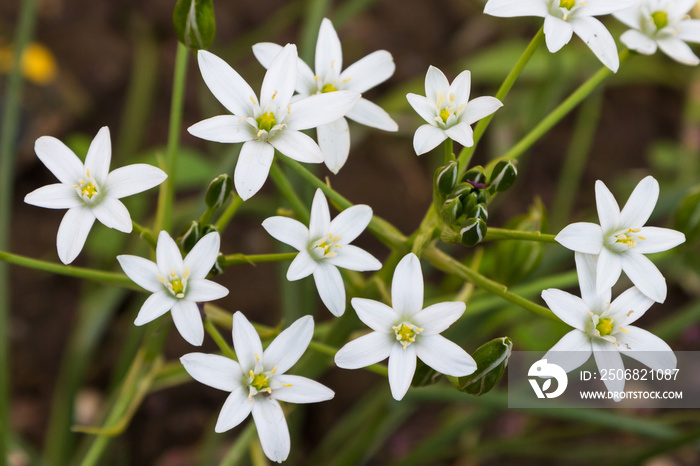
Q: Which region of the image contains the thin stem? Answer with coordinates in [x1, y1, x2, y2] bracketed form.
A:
[131, 220, 157, 249]
[444, 138, 454, 164]
[269, 161, 310, 224]
[204, 319, 237, 360]
[483, 227, 556, 243]
[222, 252, 298, 267]
[457, 27, 544, 177]
[214, 194, 243, 232]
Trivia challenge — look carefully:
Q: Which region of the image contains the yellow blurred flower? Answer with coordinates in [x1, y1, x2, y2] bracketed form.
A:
[0, 42, 58, 85]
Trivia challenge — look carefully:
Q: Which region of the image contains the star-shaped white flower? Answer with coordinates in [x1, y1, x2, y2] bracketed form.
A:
[406, 66, 502, 155]
[188, 44, 360, 200]
[262, 188, 381, 317]
[24, 127, 167, 264]
[117, 231, 229, 346]
[542, 252, 676, 399]
[556, 176, 685, 303]
[335, 253, 477, 401]
[181, 312, 333, 463]
[252, 18, 398, 173]
[484, 0, 636, 71]
[615, 0, 700, 65]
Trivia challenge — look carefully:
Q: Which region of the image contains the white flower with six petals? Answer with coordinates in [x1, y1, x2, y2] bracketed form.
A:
[24, 127, 167, 264]
[117, 231, 229, 346]
[181, 312, 334, 463]
[262, 188, 381, 316]
[335, 253, 477, 401]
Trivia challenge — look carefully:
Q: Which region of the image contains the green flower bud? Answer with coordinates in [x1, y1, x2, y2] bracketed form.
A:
[458, 190, 478, 214]
[173, 0, 216, 50]
[463, 166, 487, 186]
[210, 252, 226, 277]
[460, 218, 487, 247]
[179, 221, 201, 253]
[442, 197, 464, 225]
[490, 160, 518, 193]
[476, 189, 490, 205]
[454, 337, 513, 396]
[468, 203, 488, 222]
[434, 161, 459, 197]
[411, 361, 443, 388]
[205, 174, 233, 209]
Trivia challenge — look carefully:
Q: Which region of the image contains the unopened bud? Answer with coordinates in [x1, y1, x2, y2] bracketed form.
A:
[434, 161, 459, 197]
[205, 174, 233, 209]
[468, 203, 488, 222]
[173, 0, 216, 50]
[463, 166, 487, 187]
[442, 197, 464, 225]
[460, 218, 487, 247]
[455, 337, 512, 396]
[490, 160, 518, 193]
[179, 221, 201, 253]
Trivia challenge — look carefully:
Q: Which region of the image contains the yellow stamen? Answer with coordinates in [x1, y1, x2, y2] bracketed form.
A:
[271, 90, 278, 100]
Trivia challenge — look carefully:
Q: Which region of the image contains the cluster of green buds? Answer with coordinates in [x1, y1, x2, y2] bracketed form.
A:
[434, 160, 517, 247]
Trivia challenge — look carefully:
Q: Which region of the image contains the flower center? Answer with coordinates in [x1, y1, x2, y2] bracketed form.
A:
[651, 11, 668, 30]
[559, 0, 575, 10]
[439, 109, 451, 123]
[158, 268, 190, 299]
[73, 170, 101, 203]
[596, 317, 614, 336]
[314, 233, 342, 258]
[256, 112, 277, 133]
[321, 83, 337, 93]
[250, 372, 270, 391]
[614, 228, 646, 249]
[392, 322, 423, 350]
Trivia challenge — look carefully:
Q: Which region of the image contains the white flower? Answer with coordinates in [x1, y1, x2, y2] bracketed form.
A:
[117, 231, 229, 346]
[615, 0, 700, 65]
[252, 18, 398, 173]
[335, 253, 477, 401]
[484, 0, 636, 71]
[406, 66, 502, 155]
[556, 176, 685, 303]
[542, 252, 676, 399]
[181, 312, 333, 463]
[188, 44, 360, 200]
[24, 127, 167, 264]
[262, 188, 381, 317]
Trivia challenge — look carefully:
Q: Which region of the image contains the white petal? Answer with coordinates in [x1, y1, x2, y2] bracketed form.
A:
[315, 18, 343, 80]
[544, 15, 574, 53]
[620, 29, 658, 55]
[186, 279, 229, 302]
[351, 298, 397, 332]
[570, 16, 620, 72]
[544, 330, 592, 372]
[234, 140, 274, 201]
[270, 129, 323, 164]
[56, 207, 95, 264]
[392, 253, 424, 317]
[329, 208, 372, 248]
[134, 291, 176, 326]
[413, 124, 447, 155]
[24, 183, 80, 209]
[613, 7, 642, 30]
[263, 315, 313, 374]
[335, 332, 394, 368]
[251, 398, 290, 463]
[253, 42, 316, 94]
[406, 93, 437, 125]
[187, 115, 256, 143]
[317, 118, 350, 174]
[105, 164, 167, 199]
[116, 255, 162, 292]
[180, 352, 242, 392]
[541, 289, 590, 331]
[260, 43, 297, 110]
[595, 179, 621, 234]
[461, 96, 503, 126]
[448, 70, 471, 107]
[415, 335, 477, 377]
[271, 374, 334, 404]
[621, 252, 667, 303]
[197, 50, 256, 117]
[171, 300, 204, 346]
[92, 197, 132, 233]
[413, 302, 465, 336]
[617, 327, 677, 370]
[608, 286, 654, 325]
[555, 222, 603, 254]
[444, 122, 475, 148]
[286, 91, 360, 131]
[575, 252, 610, 311]
[309, 189, 331, 240]
[388, 343, 417, 401]
[262, 216, 309, 251]
[484, 0, 548, 17]
[635, 227, 685, 254]
[345, 98, 398, 131]
[592, 338, 626, 396]
[84, 127, 112, 184]
[340, 50, 395, 93]
[286, 250, 317, 281]
[156, 230, 184, 277]
[215, 386, 252, 433]
[678, 19, 700, 44]
[252, 42, 284, 69]
[313, 263, 346, 316]
[596, 247, 622, 294]
[34, 136, 84, 185]
[232, 311, 264, 372]
[619, 176, 659, 228]
[326, 245, 381, 271]
[578, 0, 635, 16]
[184, 232, 221, 279]
[657, 37, 700, 65]
[424, 66, 449, 104]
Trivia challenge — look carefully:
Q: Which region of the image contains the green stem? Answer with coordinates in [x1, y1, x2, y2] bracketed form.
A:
[0, 251, 137, 289]
[214, 194, 243, 232]
[496, 49, 630, 163]
[483, 227, 556, 243]
[131, 220, 157, 248]
[222, 252, 298, 267]
[269, 161, 310, 224]
[444, 138, 454, 164]
[457, 27, 544, 177]
[204, 319, 237, 360]
[307, 341, 388, 376]
[155, 42, 189, 232]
